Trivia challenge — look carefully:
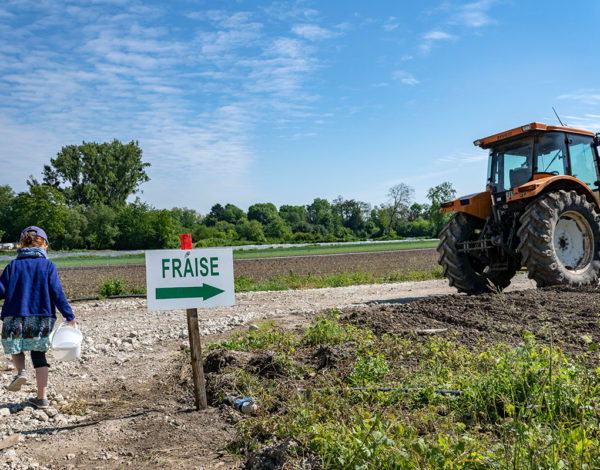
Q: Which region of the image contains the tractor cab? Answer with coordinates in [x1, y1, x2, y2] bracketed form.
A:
[476, 122, 600, 202]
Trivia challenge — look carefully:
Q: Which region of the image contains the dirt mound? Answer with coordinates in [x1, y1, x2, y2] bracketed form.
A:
[342, 286, 600, 356]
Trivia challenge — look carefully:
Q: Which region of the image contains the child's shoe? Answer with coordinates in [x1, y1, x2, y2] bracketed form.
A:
[6, 372, 28, 391]
[28, 397, 49, 409]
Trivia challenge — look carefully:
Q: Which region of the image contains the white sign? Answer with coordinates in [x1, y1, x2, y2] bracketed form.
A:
[145, 248, 235, 311]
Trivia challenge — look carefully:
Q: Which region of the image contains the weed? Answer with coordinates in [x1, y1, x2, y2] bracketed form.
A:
[226, 311, 600, 468]
[128, 285, 146, 295]
[210, 321, 299, 353]
[98, 277, 126, 297]
[348, 351, 390, 385]
[59, 398, 89, 416]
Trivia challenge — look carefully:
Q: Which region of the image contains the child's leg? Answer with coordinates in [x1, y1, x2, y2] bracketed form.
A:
[30, 351, 49, 400]
[6, 353, 28, 391]
[34, 367, 48, 400]
[11, 353, 26, 374]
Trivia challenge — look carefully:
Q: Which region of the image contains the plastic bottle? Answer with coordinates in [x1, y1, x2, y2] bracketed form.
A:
[223, 395, 257, 415]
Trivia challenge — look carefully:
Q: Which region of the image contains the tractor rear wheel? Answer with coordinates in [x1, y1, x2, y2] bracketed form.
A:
[517, 190, 600, 287]
[437, 212, 518, 294]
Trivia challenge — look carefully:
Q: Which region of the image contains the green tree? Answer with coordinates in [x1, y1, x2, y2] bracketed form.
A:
[85, 204, 120, 249]
[386, 183, 414, 235]
[204, 204, 225, 226]
[427, 182, 457, 235]
[306, 198, 331, 225]
[248, 203, 278, 225]
[170, 207, 203, 234]
[149, 209, 178, 248]
[236, 219, 266, 242]
[62, 205, 88, 249]
[0, 185, 16, 242]
[42, 140, 150, 207]
[333, 196, 370, 233]
[409, 202, 431, 222]
[12, 185, 69, 247]
[279, 205, 307, 227]
[264, 217, 292, 240]
[222, 203, 246, 224]
[369, 205, 390, 238]
[114, 200, 154, 249]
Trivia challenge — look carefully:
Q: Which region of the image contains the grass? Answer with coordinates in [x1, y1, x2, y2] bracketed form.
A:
[0, 253, 145, 269]
[0, 240, 438, 269]
[208, 312, 600, 469]
[234, 267, 444, 292]
[232, 240, 438, 259]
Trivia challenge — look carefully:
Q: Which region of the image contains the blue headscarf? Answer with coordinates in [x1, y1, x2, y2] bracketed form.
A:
[16, 247, 48, 259]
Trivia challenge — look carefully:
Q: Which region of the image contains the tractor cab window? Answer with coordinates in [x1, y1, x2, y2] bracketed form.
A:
[535, 132, 567, 175]
[568, 134, 598, 188]
[489, 139, 533, 192]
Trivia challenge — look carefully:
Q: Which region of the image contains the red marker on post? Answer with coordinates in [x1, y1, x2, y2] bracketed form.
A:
[180, 234, 193, 250]
[180, 234, 207, 410]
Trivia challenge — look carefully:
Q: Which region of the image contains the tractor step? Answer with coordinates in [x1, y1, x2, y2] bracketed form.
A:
[456, 239, 494, 253]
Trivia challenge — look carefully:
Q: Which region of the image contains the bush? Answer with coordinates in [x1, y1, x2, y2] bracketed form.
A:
[99, 277, 126, 297]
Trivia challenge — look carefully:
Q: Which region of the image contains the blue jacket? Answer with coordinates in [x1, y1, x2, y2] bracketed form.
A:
[0, 257, 75, 321]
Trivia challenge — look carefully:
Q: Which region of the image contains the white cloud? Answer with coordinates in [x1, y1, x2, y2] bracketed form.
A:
[393, 71, 420, 85]
[562, 114, 600, 131]
[423, 30, 454, 41]
[292, 24, 335, 41]
[439, 151, 489, 164]
[420, 30, 456, 53]
[558, 91, 600, 105]
[451, 0, 496, 28]
[383, 16, 399, 32]
[0, 1, 341, 209]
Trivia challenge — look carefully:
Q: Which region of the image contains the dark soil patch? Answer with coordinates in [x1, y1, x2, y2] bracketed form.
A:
[341, 286, 600, 356]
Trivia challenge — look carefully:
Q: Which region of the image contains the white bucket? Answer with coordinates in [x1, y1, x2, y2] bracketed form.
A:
[50, 322, 82, 361]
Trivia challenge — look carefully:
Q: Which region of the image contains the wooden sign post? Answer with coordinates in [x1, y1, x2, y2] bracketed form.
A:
[145, 236, 235, 411]
[180, 235, 208, 410]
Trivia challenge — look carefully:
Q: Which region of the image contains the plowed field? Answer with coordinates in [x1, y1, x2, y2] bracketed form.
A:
[56, 248, 439, 298]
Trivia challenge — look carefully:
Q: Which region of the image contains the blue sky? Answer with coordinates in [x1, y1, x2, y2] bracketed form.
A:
[1, 0, 600, 213]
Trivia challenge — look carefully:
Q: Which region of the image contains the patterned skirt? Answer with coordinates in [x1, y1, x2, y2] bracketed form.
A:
[1, 316, 56, 354]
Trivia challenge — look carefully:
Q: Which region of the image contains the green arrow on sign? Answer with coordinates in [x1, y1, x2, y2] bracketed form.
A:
[156, 284, 225, 300]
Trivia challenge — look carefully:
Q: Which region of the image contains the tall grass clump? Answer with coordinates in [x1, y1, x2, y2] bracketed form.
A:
[302, 311, 366, 346]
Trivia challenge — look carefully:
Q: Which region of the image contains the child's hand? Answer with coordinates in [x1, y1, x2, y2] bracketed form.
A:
[66, 319, 77, 326]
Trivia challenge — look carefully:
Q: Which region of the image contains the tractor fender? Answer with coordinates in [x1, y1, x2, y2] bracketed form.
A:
[506, 175, 600, 208]
[439, 190, 491, 221]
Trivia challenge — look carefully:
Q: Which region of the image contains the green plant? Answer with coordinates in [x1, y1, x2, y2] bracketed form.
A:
[98, 277, 126, 297]
[209, 321, 299, 352]
[348, 351, 390, 386]
[128, 285, 146, 295]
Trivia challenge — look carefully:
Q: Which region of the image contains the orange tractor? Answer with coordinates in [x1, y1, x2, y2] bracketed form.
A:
[438, 122, 600, 293]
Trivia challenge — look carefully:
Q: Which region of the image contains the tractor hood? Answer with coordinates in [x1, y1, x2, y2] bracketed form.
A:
[439, 190, 491, 220]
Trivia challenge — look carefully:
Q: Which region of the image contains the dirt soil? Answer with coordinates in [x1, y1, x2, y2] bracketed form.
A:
[56, 249, 439, 298]
[5, 272, 600, 469]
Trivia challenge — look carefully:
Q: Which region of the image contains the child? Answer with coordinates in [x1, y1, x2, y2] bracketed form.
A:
[0, 226, 76, 409]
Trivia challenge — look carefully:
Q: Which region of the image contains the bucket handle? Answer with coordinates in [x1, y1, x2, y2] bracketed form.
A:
[49, 320, 79, 345]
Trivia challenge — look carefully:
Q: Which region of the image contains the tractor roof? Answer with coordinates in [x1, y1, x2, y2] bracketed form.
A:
[474, 122, 595, 149]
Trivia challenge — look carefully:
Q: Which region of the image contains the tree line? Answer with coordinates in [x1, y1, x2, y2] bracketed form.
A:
[0, 140, 456, 250]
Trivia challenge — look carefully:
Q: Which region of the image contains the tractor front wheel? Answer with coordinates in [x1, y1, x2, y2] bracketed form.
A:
[517, 190, 600, 287]
[437, 212, 518, 294]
